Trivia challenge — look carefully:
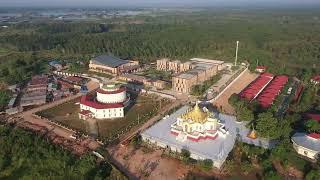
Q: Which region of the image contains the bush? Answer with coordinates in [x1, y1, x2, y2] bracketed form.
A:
[130, 135, 142, 147]
[199, 159, 213, 171]
[264, 171, 282, 180]
[306, 169, 320, 180]
[180, 149, 191, 163]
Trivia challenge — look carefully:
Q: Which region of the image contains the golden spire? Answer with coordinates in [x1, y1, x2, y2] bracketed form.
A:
[180, 101, 209, 124]
[247, 126, 257, 139]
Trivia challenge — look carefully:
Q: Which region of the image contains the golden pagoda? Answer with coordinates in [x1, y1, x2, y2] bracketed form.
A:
[180, 102, 210, 124]
[247, 127, 257, 139]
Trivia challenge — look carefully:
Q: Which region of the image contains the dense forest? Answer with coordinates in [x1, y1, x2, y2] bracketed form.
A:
[1, 9, 320, 85]
[0, 124, 126, 179]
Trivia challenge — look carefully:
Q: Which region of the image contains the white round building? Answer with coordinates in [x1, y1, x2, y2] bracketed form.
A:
[79, 83, 130, 120]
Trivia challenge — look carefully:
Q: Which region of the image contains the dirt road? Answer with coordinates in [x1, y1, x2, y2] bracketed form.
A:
[213, 70, 258, 114]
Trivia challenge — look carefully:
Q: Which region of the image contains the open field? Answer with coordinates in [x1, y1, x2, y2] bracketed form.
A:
[108, 144, 224, 180]
[213, 69, 258, 114]
[36, 97, 87, 131]
[37, 93, 171, 140]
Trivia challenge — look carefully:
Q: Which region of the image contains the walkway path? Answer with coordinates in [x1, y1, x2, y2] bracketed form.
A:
[212, 69, 258, 114]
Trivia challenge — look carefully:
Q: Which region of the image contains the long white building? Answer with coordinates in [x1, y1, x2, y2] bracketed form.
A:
[79, 83, 130, 120]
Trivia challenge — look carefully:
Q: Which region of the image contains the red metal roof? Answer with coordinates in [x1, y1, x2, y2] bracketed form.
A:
[58, 80, 74, 89]
[30, 75, 48, 85]
[256, 66, 267, 69]
[239, 73, 274, 101]
[306, 113, 320, 122]
[80, 95, 124, 109]
[65, 76, 83, 83]
[96, 87, 126, 95]
[311, 75, 320, 82]
[256, 75, 288, 108]
[307, 133, 320, 139]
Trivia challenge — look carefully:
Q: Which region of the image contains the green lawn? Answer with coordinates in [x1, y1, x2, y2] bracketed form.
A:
[36, 98, 87, 131]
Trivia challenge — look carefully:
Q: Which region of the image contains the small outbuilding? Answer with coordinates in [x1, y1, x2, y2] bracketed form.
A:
[292, 132, 320, 160]
[310, 75, 320, 85]
[255, 66, 267, 73]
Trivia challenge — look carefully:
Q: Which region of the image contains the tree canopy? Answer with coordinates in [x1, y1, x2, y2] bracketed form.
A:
[255, 112, 281, 139]
[304, 120, 320, 133]
[0, 90, 10, 111]
[0, 125, 126, 179]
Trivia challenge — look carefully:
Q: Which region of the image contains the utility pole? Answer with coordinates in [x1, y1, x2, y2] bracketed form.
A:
[235, 41, 239, 66]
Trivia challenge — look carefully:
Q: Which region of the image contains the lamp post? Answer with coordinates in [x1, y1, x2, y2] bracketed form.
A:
[235, 41, 239, 66]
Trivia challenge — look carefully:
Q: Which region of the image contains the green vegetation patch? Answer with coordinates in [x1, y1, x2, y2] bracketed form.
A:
[0, 124, 126, 179]
[37, 98, 87, 131]
[191, 73, 222, 96]
[0, 90, 11, 111]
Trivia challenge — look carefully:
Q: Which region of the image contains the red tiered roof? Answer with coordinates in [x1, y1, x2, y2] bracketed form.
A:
[239, 73, 274, 101]
[307, 133, 320, 139]
[256, 75, 288, 108]
[80, 95, 124, 109]
[96, 87, 126, 94]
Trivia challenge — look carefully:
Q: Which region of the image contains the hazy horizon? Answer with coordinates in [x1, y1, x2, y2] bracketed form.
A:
[1, 0, 320, 8]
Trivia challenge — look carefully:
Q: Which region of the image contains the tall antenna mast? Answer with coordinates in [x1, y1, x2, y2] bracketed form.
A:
[235, 41, 239, 66]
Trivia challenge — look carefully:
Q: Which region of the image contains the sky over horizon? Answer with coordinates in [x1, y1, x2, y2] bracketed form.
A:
[1, 0, 320, 7]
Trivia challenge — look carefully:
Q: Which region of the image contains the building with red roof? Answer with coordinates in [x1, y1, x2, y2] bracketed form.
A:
[292, 112, 320, 160]
[305, 113, 320, 122]
[310, 75, 320, 85]
[255, 66, 267, 73]
[79, 83, 130, 120]
[239, 73, 274, 102]
[256, 75, 288, 108]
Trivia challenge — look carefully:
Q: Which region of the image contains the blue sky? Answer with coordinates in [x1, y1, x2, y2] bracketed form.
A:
[1, 0, 320, 7]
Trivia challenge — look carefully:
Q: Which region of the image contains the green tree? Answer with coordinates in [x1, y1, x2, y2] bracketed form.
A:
[238, 106, 254, 121]
[306, 170, 320, 180]
[256, 112, 280, 139]
[0, 90, 10, 111]
[199, 159, 213, 171]
[180, 149, 191, 163]
[304, 120, 320, 133]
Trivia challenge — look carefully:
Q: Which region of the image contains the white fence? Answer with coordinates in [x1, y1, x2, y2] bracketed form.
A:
[141, 89, 177, 100]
